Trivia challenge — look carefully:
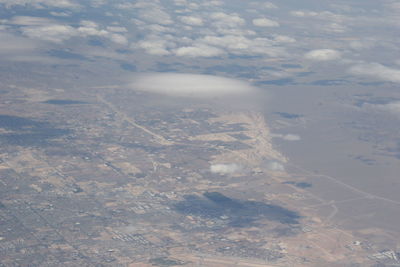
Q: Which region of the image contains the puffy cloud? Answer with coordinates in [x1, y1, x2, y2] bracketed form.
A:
[201, 35, 252, 50]
[49, 11, 70, 17]
[145, 24, 175, 33]
[108, 33, 128, 45]
[378, 102, 400, 115]
[174, 44, 224, 57]
[349, 39, 376, 50]
[7, 16, 53, 26]
[21, 24, 77, 43]
[272, 133, 301, 141]
[135, 35, 175, 56]
[261, 2, 278, 9]
[349, 63, 400, 83]
[290, 10, 346, 32]
[290, 10, 342, 21]
[273, 35, 296, 43]
[18, 19, 128, 45]
[130, 73, 256, 98]
[180, 16, 204, 26]
[0, 0, 80, 8]
[252, 18, 280, 27]
[282, 134, 301, 141]
[210, 163, 241, 175]
[106, 26, 128, 33]
[210, 12, 246, 28]
[136, 2, 173, 25]
[290, 10, 319, 17]
[327, 22, 347, 33]
[266, 161, 285, 172]
[199, 35, 287, 57]
[174, 0, 199, 9]
[304, 49, 341, 61]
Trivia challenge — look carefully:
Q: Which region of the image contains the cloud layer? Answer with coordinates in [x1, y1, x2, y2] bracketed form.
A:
[131, 73, 256, 98]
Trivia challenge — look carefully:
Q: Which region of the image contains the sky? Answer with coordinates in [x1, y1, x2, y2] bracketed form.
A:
[0, 0, 399, 119]
[0, 0, 399, 86]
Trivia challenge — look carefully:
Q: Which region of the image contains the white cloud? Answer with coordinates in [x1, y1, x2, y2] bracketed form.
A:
[180, 16, 204, 26]
[304, 49, 341, 61]
[199, 35, 287, 57]
[0, 0, 80, 8]
[210, 12, 246, 28]
[49, 11, 71, 17]
[7, 16, 54, 26]
[282, 134, 301, 141]
[145, 24, 175, 33]
[201, 35, 251, 50]
[266, 161, 285, 172]
[22, 24, 77, 43]
[252, 18, 279, 27]
[130, 73, 256, 98]
[290, 10, 346, 32]
[137, 3, 173, 25]
[261, 2, 278, 9]
[201, 0, 223, 7]
[284, 134, 301, 141]
[349, 39, 376, 50]
[135, 35, 175, 56]
[273, 35, 296, 43]
[349, 63, 400, 83]
[362, 101, 400, 117]
[272, 133, 301, 141]
[174, 0, 200, 9]
[327, 22, 347, 33]
[18, 19, 128, 45]
[174, 44, 224, 57]
[108, 33, 128, 45]
[378, 102, 400, 115]
[210, 163, 241, 175]
[290, 10, 318, 17]
[106, 26, 128, 33]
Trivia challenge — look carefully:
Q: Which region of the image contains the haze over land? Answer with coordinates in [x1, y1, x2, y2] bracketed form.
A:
[0, 0, 400, 266]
